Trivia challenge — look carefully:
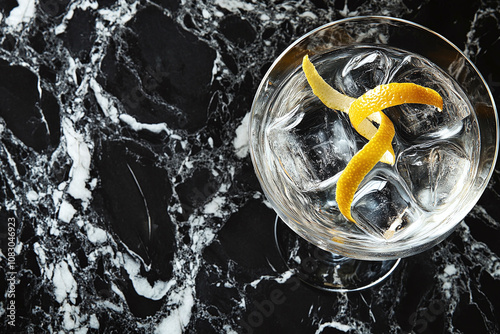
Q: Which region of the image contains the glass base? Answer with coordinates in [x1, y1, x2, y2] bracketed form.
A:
[274, 216, 400, 292]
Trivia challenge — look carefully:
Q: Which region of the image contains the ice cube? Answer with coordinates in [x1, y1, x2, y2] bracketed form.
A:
[386, 55, 470, 142]
[294, 109, 357, 184]
[267, 107, 358, 192]
[335, 49, 394, 96]
[267, 125, 316, 191]
[351, 168, 422, 240]
[396, 141, 472, 212]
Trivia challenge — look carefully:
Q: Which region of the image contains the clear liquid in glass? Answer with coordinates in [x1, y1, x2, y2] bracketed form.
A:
[262, 46, 479, 246]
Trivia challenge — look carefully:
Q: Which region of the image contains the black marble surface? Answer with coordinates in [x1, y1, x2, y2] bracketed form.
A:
[0, 0, 499, 333]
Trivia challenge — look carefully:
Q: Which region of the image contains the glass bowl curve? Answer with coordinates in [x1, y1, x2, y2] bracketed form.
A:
[249, 16, 499, 260]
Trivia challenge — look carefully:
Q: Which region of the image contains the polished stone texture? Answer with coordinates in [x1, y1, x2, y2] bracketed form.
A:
[0, 0, 499, 333]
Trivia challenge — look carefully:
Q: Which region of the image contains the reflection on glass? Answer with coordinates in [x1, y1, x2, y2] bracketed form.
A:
[249, 16, 498, 291]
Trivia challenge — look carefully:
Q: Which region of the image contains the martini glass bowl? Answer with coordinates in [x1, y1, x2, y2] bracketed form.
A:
[249, 16, 498, 291]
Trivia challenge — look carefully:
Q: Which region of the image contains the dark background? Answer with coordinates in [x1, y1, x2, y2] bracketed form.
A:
[0, 0, 499, 333]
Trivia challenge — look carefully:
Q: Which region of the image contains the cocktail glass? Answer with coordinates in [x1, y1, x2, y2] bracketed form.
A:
[249, 16, 498, 291]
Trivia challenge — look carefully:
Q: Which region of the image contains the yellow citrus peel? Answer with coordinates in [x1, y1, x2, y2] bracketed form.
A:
[302, 55, 395, 164]
[302, 55, 443, 223]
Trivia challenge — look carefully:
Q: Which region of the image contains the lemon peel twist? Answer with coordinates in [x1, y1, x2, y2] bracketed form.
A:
[302, 55, 443, 223]
[302, 55, 395, 164]
[336, 109, 395, 222]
